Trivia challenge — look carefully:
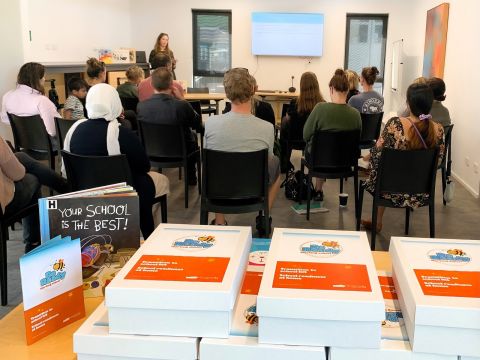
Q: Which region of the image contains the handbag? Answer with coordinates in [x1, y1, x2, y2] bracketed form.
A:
[443, 176, 455, 203]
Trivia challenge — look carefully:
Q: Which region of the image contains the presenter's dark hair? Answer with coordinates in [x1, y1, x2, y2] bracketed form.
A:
[329, 69, 349, 92]
[361, 66, 380, 85]
[86, 58, 106, 79]
[427, 77, 446, 101]
[17, 62, 46, 95]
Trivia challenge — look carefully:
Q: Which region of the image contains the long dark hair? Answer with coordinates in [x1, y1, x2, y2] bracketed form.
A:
[17, 62, 45, 95]
[297, 72, 325, 114]
[406, 83, 437, 150]
[154, 33, 170, 53]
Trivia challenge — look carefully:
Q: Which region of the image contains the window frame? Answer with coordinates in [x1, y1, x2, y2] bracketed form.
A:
[192, 9, 232, 78]
[344, 14, 389, 93]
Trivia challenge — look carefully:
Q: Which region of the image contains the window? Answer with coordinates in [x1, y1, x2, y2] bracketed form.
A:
[192, 9, 232, 92]
[344, 14, 388, 94]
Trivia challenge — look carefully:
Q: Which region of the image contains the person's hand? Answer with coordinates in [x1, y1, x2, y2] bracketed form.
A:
[171, 85, 184, 99]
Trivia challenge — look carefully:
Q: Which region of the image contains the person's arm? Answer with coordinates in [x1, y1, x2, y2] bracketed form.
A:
[63, 109, 72, 120]
[170, 50, 176, 70]
[303, 105, 319, 142]
[38, 96, 60, 136]
[183, 101, 201, 132]
[148, 50, 156, 64]
[171, 81, 184, 100]
[0, 138, 25, 181]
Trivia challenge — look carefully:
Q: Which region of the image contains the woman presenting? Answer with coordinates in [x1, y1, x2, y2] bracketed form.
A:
[149, 33, 177, 79]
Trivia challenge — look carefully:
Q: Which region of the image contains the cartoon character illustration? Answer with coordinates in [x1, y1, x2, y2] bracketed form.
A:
[447, 249, 466, 256]
[53, 259, 65, 271]
[197, 235, 215, 243]
[322, 241, 340, 248]
[80, 235, 114, 279]
[244, 305, 258, 325]
[249, 250, 268, 266]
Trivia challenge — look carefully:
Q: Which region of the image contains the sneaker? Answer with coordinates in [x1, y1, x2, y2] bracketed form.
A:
[210, 219, 228, 226]
[314, 190, 324, 202]
[255, 215, 272, 237]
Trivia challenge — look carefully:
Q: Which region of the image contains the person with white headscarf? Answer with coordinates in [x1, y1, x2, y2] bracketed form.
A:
[63, 83, 169, 238]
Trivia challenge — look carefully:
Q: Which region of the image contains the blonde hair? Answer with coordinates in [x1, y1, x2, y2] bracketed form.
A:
[223, 68, 254, 104]
[125, 65, 144, 82]
[345, 69, 359, 91]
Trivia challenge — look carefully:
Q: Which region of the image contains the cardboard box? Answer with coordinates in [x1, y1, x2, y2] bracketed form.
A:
[390, 237, 480, 357]
[257, 228, 384, 348]
[106, 224, 252, 337]
[74, 302, 198, 360]
[201, 238, 326, 360]
[329, 271, 456, 360]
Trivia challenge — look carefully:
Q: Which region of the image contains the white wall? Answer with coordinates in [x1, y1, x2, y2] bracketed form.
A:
[0, 0, 24, 141]
[23, 0, 132, 62]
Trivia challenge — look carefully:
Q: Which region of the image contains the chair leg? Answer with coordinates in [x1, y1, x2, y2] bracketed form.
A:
[353, 173, 359, 228]
[160, 195, 168, 223]
[306, 173, 312, 221]
[357, 181, 365, 231]
[200, 208, 208, 225]
[429, 202, 435, 238]
[1, 226, 8, 306]
[298, 162, 305, 205]
[184, 165, 189, 209]
[371, 202, 378, 251]
[264, 206, 270, 239]
[405, 208, 410, 235]
[340, 178, 344, 193]
[442, 167, 447, 206]
[179, 167, 182, 180]
[197, 156, 202, 195]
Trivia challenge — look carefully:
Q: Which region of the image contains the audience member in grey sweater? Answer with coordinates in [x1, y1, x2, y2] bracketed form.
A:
[348, 66, 384, 113]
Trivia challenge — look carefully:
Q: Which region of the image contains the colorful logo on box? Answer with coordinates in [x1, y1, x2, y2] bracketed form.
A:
[428, 248, 471, 266]
[300, 240, 342, 257]
[172, 235, 216, 251]
[382, 305, 404, 328]
[244, 304, 258, 325]
[249, 250, 268, 266]
[40, 259, 66, 289]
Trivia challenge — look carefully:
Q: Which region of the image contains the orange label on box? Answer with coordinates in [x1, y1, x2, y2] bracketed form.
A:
[241, 271, 263, 295]
[378, 275, 398, 299]
[414, 269, 480, 298]
[273, 261, 372, 292]
[24, 285, 85, 345]
[125, 255, 230, 282]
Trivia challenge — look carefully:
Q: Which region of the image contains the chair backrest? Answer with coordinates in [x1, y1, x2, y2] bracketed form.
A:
[55, 117, 77, 150]
[8, 113, 52, 152]
[188, 100, 202, 117]
[310, 130, 360, 169]
[360, 112, 383, 143]
[442, 124, 454, 168]
[376, 147, 439, 196]
[202, 148, 268, 200]
[61, 150, 133, 190]
[137, 121, 186, 159]
[281, 103, 289, 119]
[120, 97, 139, 112]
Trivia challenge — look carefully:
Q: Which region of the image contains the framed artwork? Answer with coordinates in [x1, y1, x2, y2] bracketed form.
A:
[422, 3, 450, 78]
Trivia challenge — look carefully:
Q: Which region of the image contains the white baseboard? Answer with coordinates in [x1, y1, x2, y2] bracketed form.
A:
[452, 171, 479, 199]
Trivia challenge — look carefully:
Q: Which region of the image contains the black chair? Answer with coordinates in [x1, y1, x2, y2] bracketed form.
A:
[1, 203, 38, 306]
[359, 112, 384, 149]
[120, 97, 139, 113]
[137, 121, 201, 208]
[61, 151, 167, 223]
[440, 124, 453, 205]
[187, 87, 217, 116]
[8, 113, 57, 172]
[299, 130, 360, 221]
[200, 149, 270, 236]
[188, 100, 205, 149]
[357, 147, 439, 250]
[281, 103, 290, 119]
[55, 117, 78, 150]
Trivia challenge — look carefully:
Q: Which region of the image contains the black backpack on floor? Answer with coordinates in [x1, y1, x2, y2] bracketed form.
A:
[282, 170, 314, 201]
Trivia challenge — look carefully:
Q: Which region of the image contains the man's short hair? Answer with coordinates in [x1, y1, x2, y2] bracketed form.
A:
[151, 53, 171, 70]
[223, 68, 254, 104]
[151, 67, 172, 91]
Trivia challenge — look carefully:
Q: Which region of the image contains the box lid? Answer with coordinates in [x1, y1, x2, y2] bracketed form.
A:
[390, 237, 480, 330]
[257, 228, 384, 321]
[74, 302, 198, 359]
[106, 224, 251, 312]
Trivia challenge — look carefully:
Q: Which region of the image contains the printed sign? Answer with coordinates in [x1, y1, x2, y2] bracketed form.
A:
[378, 275, 398, 300]
[300, 240, 342, 258]
[414, 269, 480, 298]
[241, 271, 263, 295]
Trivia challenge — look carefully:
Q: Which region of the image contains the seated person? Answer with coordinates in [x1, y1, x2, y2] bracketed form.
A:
[1, 136, 69, 253]
[63, 77, 88, 120]
[427, 77, 451, 127]
[280, 71, 325, 172]
[63, 84, 169, 239]
[348, 66, 384, 114]
[1, 62, 60, 137]
[345, 69, 360, 102]
[117, 65, 144, 99]
[86, 58, 106, 86]
[303, 69, 362, 201]
[361, 83, 445, 232]
[397, 77, 427, 117]
[204, 67, 281, 236]
[138, 54, 184, 101]
[137, 67, 201, 185]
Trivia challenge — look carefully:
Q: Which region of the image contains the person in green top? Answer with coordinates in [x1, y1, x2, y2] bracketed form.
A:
[303, 68, 362, 200]
[116, 65, 144, 99]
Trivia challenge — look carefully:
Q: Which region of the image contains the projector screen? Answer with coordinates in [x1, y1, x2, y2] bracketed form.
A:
[252, 12, 324, 57]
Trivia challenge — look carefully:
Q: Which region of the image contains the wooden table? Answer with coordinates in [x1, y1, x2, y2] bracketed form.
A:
[184, 93, 226, 115]
[0, 251, 391, 359]
[255, 91, 299, 123]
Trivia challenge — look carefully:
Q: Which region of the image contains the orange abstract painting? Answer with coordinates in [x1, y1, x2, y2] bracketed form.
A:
[422, 3, 449, 78]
